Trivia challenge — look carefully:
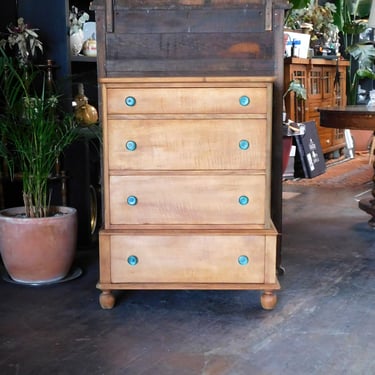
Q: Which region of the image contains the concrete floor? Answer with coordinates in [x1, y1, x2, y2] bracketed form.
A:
[1, 183, 375, 375]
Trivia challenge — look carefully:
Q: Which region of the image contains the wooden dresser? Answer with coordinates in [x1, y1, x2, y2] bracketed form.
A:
[92, 0, 287, 310]
[98, 76, 279, 309]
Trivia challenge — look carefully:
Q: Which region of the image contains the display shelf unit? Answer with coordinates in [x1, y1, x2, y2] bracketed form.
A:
[284, 57, 350, 156]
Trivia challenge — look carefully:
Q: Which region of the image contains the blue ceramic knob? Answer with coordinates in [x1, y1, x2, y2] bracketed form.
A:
[126, 140, 137, 151]
[125, 96, 136, 107]
[127, 255, 138, 266]
[239, 139, 249, 150]
[127, 195, 138, 206]
[238, 195, 249, 205]
[238, 255, 249, 266]
[239, 95, 250, 106]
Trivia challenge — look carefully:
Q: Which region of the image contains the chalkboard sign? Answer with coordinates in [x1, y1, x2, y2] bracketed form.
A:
[294, 121, 326, 178]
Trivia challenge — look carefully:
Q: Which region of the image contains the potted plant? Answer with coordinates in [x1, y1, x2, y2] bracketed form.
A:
[285, 0, 340, 56]
[282, 79, 307, 173]
[283, 79, 307, 121]
[0, 24, 80, 284]
[337, 0, 375, 105]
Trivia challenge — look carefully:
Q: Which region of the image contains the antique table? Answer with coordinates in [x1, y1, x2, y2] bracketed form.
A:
[319, 105, 375, 225]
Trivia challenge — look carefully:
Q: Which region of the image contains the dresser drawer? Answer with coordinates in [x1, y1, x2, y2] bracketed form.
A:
[107, 119, 267, 170]
[106, 87, 268, 115]
[109, 175, 267, 225]
[109, 232, 276, 284]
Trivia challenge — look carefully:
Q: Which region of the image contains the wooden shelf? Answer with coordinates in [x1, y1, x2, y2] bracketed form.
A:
[70, 55, 97, 63]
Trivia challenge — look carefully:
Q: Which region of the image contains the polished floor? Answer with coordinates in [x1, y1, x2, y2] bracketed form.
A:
[1, 183, 375, 375]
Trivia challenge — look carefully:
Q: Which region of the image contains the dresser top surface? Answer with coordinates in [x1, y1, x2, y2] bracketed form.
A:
[99, 76, 276, 84]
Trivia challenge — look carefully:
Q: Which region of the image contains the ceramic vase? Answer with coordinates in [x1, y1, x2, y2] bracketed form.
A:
[70, 29, 84, 56]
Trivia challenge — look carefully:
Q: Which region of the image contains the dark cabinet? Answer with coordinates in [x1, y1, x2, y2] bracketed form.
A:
[16, 0, 101, 248]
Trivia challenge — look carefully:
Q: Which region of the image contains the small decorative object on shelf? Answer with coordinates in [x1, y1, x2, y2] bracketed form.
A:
[73, 83, 98, 126]
[70, 30, 84, 56]
[82, 21, 97, 57]
[69, 5, 89, 56]
[82, 38, 97, 57]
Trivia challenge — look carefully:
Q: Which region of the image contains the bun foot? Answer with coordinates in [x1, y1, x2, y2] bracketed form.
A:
[99, 290, 115, 309]
[260, 290, 277, 310]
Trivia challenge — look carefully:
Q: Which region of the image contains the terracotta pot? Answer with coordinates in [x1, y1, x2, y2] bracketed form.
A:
[0, 206, 77, 285]
[350, 130, 373, 152]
